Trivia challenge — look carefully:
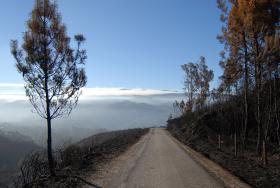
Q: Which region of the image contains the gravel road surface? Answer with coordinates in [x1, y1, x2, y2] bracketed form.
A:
[88, 128, 223, 188]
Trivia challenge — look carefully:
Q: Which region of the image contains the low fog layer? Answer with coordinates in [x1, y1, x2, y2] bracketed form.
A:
[0, 86, 184, 147]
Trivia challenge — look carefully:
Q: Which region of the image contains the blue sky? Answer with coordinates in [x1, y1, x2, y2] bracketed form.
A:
[0, 0, 223, 91]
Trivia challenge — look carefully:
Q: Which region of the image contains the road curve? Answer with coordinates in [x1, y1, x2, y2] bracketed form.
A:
[89, 128, 223, 188]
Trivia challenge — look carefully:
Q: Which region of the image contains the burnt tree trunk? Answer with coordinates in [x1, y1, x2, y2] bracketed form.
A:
[45, 78, 55, 176]
[254, 33, 263, 155]
[243, 32, 249, 149]
[218, 134, 221, 149]
[262, 140, 268, 165]
[274, 71, 280, 146]
[234, 132, 237, 157]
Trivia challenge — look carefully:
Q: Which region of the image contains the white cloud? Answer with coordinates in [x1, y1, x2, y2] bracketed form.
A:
[81, 88, 179, 99]
[0, 83, 179, 101]
[0, 83, 24, 87]
[0, 94, 27, 101]
[0, 83, 26, 101]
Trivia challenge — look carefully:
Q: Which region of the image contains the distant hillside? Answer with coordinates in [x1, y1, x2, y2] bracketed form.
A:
[0, 130, 40, 186]
[0, 93, 184, 133]
[0, 123, 107, 148]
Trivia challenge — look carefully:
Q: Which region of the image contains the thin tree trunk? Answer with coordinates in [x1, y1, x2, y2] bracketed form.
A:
[234, 109, 237, 157]
[243, 32, 249, 149]
[274, 71, 280, 146]
[42, 7, 55, 176]
[262, 77, 273, 166]
[218, 134, 221, 149]
[254, 34, 262, 155]
[234, 131, 237, 157]
[255, 60, 261, 153]
[190, 75, 193, 111]
[256, 68, 262, 154]
[47, 109, 55, 176]
[45, 78, 55, 176]
[262, 140, 267, 165]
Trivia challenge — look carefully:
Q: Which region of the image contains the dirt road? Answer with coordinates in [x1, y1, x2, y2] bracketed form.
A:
[89, 128, 223, 188]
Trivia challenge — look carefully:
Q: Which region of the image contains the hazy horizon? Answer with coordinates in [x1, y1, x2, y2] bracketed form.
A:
[0, 84, 184, 146]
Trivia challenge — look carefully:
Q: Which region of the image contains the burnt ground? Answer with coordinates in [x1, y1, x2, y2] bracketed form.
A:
[167, 117, 280, 188]
[13, 128, 149, 188]
[78, 128, 150, 178]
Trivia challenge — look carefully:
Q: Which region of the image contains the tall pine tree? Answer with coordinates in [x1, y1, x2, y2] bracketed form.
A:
[11, 0, 87, 175]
